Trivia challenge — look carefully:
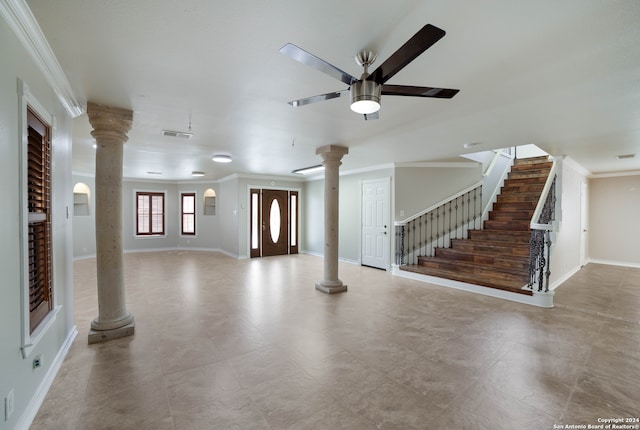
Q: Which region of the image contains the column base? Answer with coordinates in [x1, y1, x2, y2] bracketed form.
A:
[315, 280, 348, 294]
[88, 320, 135, 344]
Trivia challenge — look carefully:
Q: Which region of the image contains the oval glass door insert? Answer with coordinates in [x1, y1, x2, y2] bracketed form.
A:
[269, 199, 281, 243]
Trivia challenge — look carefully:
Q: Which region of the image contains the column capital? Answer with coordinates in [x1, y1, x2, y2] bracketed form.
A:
[87, 102, 133, 143]
[316, 144, 349, 163]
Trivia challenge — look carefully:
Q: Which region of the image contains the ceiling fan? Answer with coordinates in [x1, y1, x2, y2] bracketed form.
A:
[280, 24, 459, 120]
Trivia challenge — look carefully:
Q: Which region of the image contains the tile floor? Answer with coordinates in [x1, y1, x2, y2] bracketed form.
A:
[31, 252, 640, 429]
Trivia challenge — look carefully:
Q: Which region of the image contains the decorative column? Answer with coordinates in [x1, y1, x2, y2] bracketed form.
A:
[86, 102, 135, 344]
[315, 144, 349, 294]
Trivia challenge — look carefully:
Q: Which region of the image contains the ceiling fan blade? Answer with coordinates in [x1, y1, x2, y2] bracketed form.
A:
[382, 85, 459, 98]
[367, 24, 446, 84]
[280, 43, 357, 86]
[364, 111, 379, 120]
[288, 90, 348, 107]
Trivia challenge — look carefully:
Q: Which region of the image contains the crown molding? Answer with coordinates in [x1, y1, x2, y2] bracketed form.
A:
[0, 0, 84, 117]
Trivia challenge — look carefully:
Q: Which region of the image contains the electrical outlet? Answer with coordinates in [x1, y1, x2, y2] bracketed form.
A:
[4, 389, 14, 421]
[33, 355, 42, 369]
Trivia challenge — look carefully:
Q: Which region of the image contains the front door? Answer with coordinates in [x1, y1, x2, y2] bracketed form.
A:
[361, 178, 390, 270]
[261, 189, 289, 257]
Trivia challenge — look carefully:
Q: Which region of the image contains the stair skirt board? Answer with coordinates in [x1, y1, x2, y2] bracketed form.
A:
[392, 265, 554, 308]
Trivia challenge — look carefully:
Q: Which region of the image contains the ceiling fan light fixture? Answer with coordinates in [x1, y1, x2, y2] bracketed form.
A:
[212, 154, 232, 163]
[350, 80, 381, 115]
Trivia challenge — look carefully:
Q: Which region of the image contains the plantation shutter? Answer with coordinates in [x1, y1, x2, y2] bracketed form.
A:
[27, 108, 53, 333]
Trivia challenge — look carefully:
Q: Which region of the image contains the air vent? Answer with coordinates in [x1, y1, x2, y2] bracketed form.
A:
[616, 153, 636, 160]
[162, 129, 193, 139]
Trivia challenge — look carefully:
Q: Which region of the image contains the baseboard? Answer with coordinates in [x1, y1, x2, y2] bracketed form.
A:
[549, 265, 582, 291]
[16, 326, 78, 430]
[300, 250, 361, 266]
[588, 259, 640, 269]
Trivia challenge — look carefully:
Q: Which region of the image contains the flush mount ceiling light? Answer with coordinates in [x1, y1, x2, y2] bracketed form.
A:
[162, 129, 193, 139]
[292, 164, 325, 175]
[191, 171, 205, 177]
[212, 154, 232, 163]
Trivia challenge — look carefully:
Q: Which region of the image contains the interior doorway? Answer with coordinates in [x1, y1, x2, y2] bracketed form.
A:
[250, 188, 299, 257]
[361, 178, 390, 270]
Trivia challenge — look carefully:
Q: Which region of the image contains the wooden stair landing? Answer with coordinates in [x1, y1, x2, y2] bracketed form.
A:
[401, 156, 552, 295]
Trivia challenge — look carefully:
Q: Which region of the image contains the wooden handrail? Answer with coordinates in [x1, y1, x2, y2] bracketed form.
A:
[530, 157, 559, 231]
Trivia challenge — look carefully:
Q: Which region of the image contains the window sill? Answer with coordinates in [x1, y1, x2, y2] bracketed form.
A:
[22, 305, 61, 359]
[134, 234, 167, 239]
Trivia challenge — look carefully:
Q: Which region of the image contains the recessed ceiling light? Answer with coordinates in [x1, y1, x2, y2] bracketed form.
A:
[212, 154, 232, 163]
[191, 171, 205, 177]
[616, 153, 636, 159]
[292, 164, 324, 175]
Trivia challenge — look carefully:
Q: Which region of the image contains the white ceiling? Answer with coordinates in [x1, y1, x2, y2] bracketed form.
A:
[26, 0, 640, 180]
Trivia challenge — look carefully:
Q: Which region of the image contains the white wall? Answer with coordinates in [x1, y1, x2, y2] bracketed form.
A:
[176, 182, 221, 251]
[303, 168, 394, 263]
[588, 174, 640, 265]
[72, 177, 226, 258]
[1, 15, 74, 430]
[394, 164, 482, 221]
[549, 157, 589, 287]
[72, 174, 96, 258]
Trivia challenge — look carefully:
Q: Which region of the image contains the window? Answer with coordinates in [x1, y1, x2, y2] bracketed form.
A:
[136, 192, 165, 235]
[26, 106, 53, 333]
[181, 192, 196, 235]
[290, 191, 298, 254]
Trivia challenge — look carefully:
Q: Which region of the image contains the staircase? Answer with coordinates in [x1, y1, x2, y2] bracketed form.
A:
[400, 156, 553, 295]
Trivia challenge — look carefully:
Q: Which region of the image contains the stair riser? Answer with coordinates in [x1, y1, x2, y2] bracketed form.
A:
[468, 230, 531, 242]
[510, 163, 552, 172]
[492, 202, 537, 211]
[501, 184, 545, 193]
[483, 220, 530, 231]
[489, 210, 532, 220]
[434, 249, 528, 270]
[497, 194, 541, 203]
[504, 177, 549, 186]
[450, 240, 530, 256]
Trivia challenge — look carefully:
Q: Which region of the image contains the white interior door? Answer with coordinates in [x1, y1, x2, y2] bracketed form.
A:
[362, 178, 390, 270]
[580, 181, 589, 266]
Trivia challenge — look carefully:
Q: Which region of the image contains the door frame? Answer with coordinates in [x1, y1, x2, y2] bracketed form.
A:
[580, 180, 589, 266]
[247, 185, 301, 258]
[361, 177, 391, 270]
